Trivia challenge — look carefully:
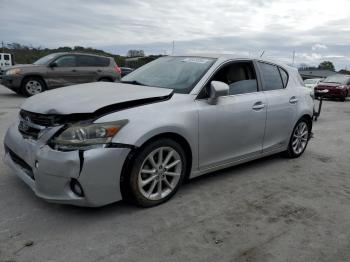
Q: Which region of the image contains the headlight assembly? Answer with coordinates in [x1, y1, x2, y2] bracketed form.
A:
[5, 68, 21, 76]
[52, 120, 128, 150]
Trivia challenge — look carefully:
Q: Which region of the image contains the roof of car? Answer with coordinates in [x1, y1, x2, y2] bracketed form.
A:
[173, 53, 294, 71]
[52, 52, 112, 58]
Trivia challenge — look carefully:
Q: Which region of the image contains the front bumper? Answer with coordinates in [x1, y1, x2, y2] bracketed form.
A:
[3, 121, 131, 207]
[1, 75, 22, 91]
[315, 88, 347, 98]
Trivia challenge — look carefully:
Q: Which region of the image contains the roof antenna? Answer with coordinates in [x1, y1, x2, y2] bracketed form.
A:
[260, 50, 265, 57]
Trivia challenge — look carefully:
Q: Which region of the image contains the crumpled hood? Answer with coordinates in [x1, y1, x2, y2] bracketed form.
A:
[21, 82, 173, 114]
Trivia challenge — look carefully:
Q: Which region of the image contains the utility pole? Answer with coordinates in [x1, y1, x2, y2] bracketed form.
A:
[292, 50, 296, 66]
[172, 41, 175, 56]
[1, 41, 4, 53]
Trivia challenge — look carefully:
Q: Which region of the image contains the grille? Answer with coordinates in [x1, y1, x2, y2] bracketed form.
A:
[19, 110, 59, 127]
[7, 148, 35, 180]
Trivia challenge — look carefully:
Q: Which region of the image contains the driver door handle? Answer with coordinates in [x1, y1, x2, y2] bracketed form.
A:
[252, 101, 265, 111]
[289, 96, 298, 104]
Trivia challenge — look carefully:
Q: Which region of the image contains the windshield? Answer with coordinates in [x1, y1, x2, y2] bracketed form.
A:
[304, 79, 320, 84]
[323, 75, 350, 85]
[121, 56, 216, 93]
[33, 53, 59, 65]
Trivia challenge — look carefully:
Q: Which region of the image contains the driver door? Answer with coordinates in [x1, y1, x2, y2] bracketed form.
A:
[196, 61, 267, 171]
[47, 55, 80, 87]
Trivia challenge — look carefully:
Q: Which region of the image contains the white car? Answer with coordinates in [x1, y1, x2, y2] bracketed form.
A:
[304, 78, 323, 89]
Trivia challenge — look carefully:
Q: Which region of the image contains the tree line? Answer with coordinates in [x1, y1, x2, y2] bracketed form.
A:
[1, 43, 153, 67]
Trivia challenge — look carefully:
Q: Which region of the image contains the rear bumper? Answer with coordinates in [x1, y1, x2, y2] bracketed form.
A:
[1, 75, 22, 91]
[3, 121, 131, 207]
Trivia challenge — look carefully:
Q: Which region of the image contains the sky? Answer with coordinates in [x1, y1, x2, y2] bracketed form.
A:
[1, 0, 350, 69]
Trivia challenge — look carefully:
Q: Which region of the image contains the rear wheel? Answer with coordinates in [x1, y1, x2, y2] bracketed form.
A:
[21, 77, 45, 97]
[127, 138, 187, 207]
[284, 119, 310, 158]
[98, 78, 113, 82]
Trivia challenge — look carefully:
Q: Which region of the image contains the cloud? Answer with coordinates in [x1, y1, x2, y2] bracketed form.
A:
[312, 44, 328, 51]
[1, 0, 350, 69]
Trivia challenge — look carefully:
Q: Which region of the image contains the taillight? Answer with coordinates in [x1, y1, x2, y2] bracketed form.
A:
[114, 65, 121, 74]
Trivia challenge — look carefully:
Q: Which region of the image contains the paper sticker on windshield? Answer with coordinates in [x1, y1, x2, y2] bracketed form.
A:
[181, 58, 210, 64]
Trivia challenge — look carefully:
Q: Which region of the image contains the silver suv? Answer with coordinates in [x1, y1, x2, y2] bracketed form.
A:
[1, 52, 121, 96]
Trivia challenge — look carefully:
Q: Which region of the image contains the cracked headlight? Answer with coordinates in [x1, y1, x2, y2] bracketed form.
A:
[52, 120, 128, 150]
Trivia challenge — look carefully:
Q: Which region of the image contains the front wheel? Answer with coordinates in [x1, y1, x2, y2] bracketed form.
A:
[21, 77, 46, 97]
[284, 119, 310, 158]
[127, 138, 187, 207]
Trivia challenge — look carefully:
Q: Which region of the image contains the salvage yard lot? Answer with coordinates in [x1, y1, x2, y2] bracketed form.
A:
[0, 84, 350, 262]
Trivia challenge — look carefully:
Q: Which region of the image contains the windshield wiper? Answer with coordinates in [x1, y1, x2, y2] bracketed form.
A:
[120, 80, 148, 86]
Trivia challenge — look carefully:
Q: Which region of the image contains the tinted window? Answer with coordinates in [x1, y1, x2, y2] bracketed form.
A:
[258, 62, 284, 91]
[55, 56, 76, 67]
[95, 57, 110, 67]
[4, 54, 10, 61]
[210, 61, 258, 96]
[77, 56, 110, 67]
[279, 67, 288, 87]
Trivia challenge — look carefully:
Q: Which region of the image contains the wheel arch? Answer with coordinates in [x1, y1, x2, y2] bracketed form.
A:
[299, 114, 313, 132]
[98, 76, 114, 82]
[21, 74, 47, 88]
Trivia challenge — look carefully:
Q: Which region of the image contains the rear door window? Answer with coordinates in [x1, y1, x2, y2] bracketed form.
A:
[4, 54, 10, 61]
[55, 55, 77, 67]
[258, 62, 284, 91]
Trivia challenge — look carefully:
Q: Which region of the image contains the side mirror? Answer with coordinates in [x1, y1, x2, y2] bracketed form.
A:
[208, 81, 229, 104]
[49, 62, 58, 68]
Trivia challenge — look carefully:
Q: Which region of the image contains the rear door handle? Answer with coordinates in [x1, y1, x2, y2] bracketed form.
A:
[289, 96, 298, 104]
[97, 69, 102, 72]
[252, 101, 265, 111]
[71, 69, 77, 72]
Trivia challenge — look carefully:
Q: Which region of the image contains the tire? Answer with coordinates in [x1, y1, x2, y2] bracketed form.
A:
[284, 118, 311, 158]
[127, 138, 187, 207]
[98, 78, 113, 82]
[21, 77, 46, 97]
[340, 91, 348, 102]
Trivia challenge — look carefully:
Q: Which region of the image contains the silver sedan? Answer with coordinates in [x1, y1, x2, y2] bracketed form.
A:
[3, 55, 314, 207]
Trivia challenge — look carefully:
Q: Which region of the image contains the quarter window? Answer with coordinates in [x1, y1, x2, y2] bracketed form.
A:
[258, 62, 284, 91]
[279, 67, 288, 87]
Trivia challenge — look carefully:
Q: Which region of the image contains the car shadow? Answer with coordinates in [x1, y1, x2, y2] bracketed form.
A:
[37, 152, 286, 216]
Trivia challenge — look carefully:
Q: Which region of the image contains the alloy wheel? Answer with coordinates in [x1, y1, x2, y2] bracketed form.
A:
[138, 146, 182, 201]
[292, 122, 308, 155]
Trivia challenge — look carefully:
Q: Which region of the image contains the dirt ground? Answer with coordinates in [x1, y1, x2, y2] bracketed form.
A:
[0, 85, 350, 262]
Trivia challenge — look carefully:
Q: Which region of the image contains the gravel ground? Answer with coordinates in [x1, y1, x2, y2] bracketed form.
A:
[0, 85, 350, 262]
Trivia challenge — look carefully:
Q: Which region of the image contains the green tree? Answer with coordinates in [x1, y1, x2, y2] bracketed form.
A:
[318, 61, 335, 71]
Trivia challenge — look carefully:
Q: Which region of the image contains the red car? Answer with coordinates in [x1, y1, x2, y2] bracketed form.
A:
[314, 74, 350, 101]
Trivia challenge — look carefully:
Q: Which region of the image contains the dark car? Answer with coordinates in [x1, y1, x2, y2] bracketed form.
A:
[121, 67, 134, 77]
[1, 52, 122, 96]
[314, 74, 350, 101]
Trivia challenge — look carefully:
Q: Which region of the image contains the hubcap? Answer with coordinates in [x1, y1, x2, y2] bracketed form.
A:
[292, 122, 308, 154]
[25, 80, 43, 95]
[138, 147, 182, 201]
